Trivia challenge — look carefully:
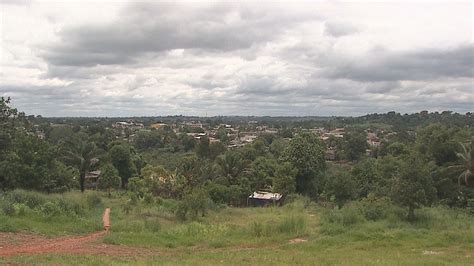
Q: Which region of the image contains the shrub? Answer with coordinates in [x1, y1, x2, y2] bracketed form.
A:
[86, 193, 102, 209]
[284, 194, 312, 209]
[57, 198, 84, 216]
[324, 206, 364, 226]
[143, 193, 154, 205]
[14, 203, 28, 216]
[357, 194, 394, 221]
[2, 202, 15, 216]
[41, 201, 60, 217]
[122, 202, 133, 215]
[5, 190, 45, 209]
[175, 188, 213, 220]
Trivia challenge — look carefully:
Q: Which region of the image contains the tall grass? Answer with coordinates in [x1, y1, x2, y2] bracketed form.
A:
[0, 190, 103, 234]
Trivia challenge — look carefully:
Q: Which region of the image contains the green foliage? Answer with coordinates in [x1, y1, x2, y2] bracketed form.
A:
[416, 123, 460, 166]
[250, 215, 306, 237]
[390, 153, 437, 221]
[98, 164, 121, 194]
[386, 142, 410, 157]
[282, 132, 326, 196]
[325, 169, 357, 208]
[324, 206, 364, 226]
[86, 193, 102, 209]
[343, 130, 368, 161]
[357, 194, 395, 221]
[175, 188, 213, 220]
[2, 202, 15, 216]
[109, 143, 137, 188]
[272, 162, 297, 195]
[248, 156, 276, 190]
[351, 158, 378, 197]
[41, 201, 61, 217]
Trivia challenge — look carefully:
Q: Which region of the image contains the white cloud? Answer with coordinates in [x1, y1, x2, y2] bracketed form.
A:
[0, 0, 472, 116]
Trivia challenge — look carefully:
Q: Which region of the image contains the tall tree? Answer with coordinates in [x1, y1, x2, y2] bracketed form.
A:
[451, 140, 474, 186]
[391, 153, 437, 221]
[282, 133, 326, 196]
[109, 144, 136, 188]
[60, 138, 97, 192]
[343, 130, 368, 161]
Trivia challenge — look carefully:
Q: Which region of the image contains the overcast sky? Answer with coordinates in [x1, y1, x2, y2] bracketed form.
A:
[1, 0, 473, 117]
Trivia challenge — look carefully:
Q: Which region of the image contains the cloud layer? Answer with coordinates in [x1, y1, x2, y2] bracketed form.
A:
[1, 0, 473, 116]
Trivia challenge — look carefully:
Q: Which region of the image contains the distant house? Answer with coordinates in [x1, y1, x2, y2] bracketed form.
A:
[85, 170, 101, 189]
[325, 148, 337, 161]
[248, 191, 283, 206]
[150, 123, 167, 129]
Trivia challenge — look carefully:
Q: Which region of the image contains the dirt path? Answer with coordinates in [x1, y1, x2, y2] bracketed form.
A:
[0, 208, 128, 256]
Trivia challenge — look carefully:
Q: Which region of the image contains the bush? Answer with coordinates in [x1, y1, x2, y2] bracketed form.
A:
[41, 201, 60, 217]
[284, 194, 312, 209]
[324, 206, 364, 226]
[2, 202, 15, 216]
[86, 193, 102, 209]
[57, 198, 84, 216]
[357, 194, 394, 221]
[5, 190, 45, 209]
[122, 202, 133, 215]
[14, 203, 28, 216]
[175, 188, 214, 220]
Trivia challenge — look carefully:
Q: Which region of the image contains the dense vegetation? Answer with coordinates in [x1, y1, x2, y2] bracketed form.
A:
[0, 96, 473, 263]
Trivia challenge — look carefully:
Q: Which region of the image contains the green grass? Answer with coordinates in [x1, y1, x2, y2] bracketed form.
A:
[1, 191, 473, 265]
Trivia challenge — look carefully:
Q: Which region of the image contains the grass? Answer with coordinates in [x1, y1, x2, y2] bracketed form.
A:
[1, 190, 473, 265]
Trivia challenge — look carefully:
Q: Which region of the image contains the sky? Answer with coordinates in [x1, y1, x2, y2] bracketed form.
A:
[0, 0, 473, 117]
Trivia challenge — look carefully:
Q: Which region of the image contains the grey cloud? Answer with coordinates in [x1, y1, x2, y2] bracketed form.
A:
[42, 2, 319, 68]
[325, 45, 474, 81]
[324, 22, 359, 37]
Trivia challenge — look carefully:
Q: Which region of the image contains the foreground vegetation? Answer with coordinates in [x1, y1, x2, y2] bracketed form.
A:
[1, 190, 473, 265]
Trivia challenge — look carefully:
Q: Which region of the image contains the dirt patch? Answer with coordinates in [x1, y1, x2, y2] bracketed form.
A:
[422, 250, 443, 256]
[0, 208, 126, 257]
[289, 238, 308, 244]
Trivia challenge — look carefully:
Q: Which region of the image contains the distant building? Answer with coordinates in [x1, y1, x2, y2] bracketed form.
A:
[248, 191, 283, 206]
[325, 148, 337, 161]
[150, 123, 168, 129]
[113, 121, 144, 130]
[85, 170, 101, 189]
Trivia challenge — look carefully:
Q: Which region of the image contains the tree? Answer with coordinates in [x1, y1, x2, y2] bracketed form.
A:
[352, 158, 379, 198]
[325, 169, 357, 208]
[60, 138, 97, 193]
[343, 130, 367, 161]
[391, 153, 437, 221]
[98, 164, 121, 197]
[386, 142, 410, 157]
[282, 133, 326, 196]
[450, 140, 474, 186]
[109, 144, 136, 188]
[416, 124, 458, 166]
[216, 151, 245, 184]
[272, 162, 297, 195]
[0, 97, 25, 154]
[248, 156, 276, 190]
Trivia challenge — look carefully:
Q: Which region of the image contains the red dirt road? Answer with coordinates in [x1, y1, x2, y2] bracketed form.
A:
[0, 208, 152, 257]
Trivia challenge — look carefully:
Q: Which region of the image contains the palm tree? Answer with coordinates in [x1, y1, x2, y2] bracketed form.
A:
[60, 139, 97, 192]
[451, 141, 473, 186]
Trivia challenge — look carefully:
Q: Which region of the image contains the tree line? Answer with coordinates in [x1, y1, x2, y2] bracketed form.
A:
[1, 97, 473, 220]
